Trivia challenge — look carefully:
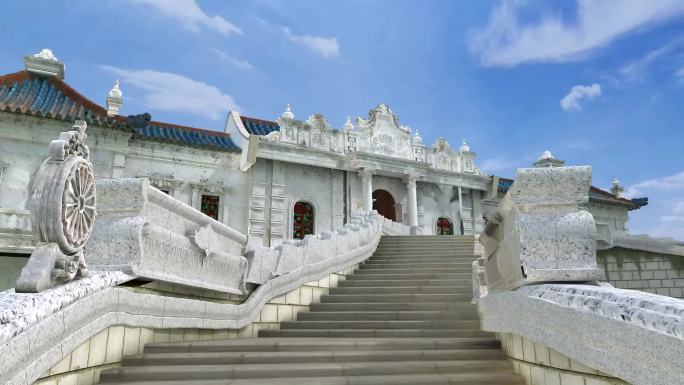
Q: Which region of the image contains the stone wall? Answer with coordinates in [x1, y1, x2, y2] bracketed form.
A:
[498, 333, 630, 385]
[597, 247, 684, 299]
[32, 265, 356, 385]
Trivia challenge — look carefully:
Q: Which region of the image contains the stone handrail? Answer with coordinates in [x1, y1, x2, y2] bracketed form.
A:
[379, 216, 417, 236]
[0, 208, 382, 385]
[246, 212, 381, 284]
[478, 284, 684, 385]
[475, 165, 684, 385]
[85, 178, 249, 294]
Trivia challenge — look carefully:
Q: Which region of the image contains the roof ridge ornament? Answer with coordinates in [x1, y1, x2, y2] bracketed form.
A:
[412, 129, 422, 145]
[281, 103, 295, 120]
[459, 138, 470, 153]
[23, 48, 65, 79]
[106, 80, 123, 116]
[343, 115, 354, 132]
[611, 177, 624, 198]
[533, 150, 565, 168]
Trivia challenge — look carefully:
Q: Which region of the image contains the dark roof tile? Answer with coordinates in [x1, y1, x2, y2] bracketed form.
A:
[241, 115, 279, 135]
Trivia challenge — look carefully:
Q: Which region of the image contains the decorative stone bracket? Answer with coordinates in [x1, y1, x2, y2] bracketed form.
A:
[15, 121, 96, 293]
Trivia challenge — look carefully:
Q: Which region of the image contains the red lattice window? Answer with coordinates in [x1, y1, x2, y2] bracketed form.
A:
[201, 194, 220, 220]
[293, 201, 314, 240]
[437, 217, 453, 235]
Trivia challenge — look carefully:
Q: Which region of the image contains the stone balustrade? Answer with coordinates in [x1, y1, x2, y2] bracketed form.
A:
[85, 178, 249, 294]
[475, 165, 684, 385]
[1, 200, 382, 385]
[378, 215, 417, 236]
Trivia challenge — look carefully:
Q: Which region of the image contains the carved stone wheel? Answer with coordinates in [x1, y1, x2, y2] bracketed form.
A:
[63, 162, 96, 247]
[31, 155, 96, 255]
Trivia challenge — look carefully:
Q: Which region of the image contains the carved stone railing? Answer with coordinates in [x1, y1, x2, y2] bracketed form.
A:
[378, 216, 418, 236]
[475, 166, 684, 385]
[245, 212, 381, 284]
[85, 178, 248, 294]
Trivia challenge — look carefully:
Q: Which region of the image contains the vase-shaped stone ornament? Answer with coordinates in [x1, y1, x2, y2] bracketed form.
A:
[15, 120, 96, 292]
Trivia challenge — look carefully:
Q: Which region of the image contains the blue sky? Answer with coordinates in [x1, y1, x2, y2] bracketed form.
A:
[1, 0, 683, 239]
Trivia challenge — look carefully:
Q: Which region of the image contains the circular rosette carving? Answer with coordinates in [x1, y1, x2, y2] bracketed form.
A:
[63, 162, 96, 248]
[30, 155, 96, 254]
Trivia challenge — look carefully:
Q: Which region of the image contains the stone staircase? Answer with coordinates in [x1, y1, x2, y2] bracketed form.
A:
[99, 235, 523, 385]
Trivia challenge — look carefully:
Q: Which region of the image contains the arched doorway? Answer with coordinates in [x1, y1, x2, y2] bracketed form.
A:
[372, 189, 396, 221]
[293, 201, 314, 239]
[436, 217, 453, 235]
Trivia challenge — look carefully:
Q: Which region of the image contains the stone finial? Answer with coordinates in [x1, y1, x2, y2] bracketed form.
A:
[533, 150, 565, 168]
[15, 120, 96, 292]
[281, 103, 295, 120]
[412, 130, 422, 145]
[106, 80, 123, 116]
[459, 139, 470, 153]
[343, 115, 354, 132]
[23, 48, 65, 79]
[611, 177, 624, 197]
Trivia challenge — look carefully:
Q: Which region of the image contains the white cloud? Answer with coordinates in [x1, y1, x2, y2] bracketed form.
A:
[560, 83, 601, 111]
[101, 65, 239, 120]
[281, 26, 339, 58]
[676, 66, 684, 83]
[210, 48, 253, 70]
[469, 0, 684, 67]
[619, 38, 684, 82]
[122, 0, 242, 36]
[625, 171, 684, 197]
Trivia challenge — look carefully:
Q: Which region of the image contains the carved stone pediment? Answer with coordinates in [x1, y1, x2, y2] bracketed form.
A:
[354, 104, 412, 159]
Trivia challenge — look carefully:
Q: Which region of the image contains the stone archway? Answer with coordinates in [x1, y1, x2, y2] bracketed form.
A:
[372, 189, 396, 221]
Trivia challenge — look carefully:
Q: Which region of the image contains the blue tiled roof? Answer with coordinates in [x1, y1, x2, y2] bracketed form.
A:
[136, 122, 240, 152]
[0, 71, 120, 126]
[241, 116, 280, 135]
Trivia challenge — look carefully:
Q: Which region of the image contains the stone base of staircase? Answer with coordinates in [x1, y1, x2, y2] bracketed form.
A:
[99, 236, 524, 385]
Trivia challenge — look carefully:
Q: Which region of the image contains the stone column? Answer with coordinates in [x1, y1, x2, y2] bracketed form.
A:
[359, 170, 373, 212]
[406, 175, 418, 235]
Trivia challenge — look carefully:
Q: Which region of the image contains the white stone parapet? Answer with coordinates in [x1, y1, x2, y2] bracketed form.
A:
[475, 165, 684, 385]
[85, 178, 249, 294]
[478, 284, 684, 385]
[0, 211, 383, 385]
[245, 211, 382, 285]
[478, 166, 604, 292]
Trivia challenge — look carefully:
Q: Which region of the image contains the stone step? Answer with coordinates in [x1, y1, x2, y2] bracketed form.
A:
[280, 320, 481, 330]
[100, 372, 523, 385]
[299, 311, 477, 321]
[368, 255, 478, 260]
[100, 360, 514, 382]
[364, 259, 475, 265]
[143, 338, 503, 353]
[309, 302, 477, 312]
[122, 349, 508, 366]
[360, 261, 473, 268]
[329, 286, 468, 295]
[338, 279, 471, 287]
[347, 273, 471, 281]
[370, 253, 476, 258]
[258, 329, 493, 338]
[320, 293, 472, 303]
[353, 267, 470, 274]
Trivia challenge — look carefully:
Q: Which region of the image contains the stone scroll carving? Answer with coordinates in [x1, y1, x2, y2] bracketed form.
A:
[15, 120, 96, 293]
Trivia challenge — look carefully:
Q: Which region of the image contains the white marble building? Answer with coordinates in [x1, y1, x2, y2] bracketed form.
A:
[0, 50, 646, 255]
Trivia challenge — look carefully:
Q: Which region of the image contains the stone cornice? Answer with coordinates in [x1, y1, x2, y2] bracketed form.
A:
[257, 141, 489, 190]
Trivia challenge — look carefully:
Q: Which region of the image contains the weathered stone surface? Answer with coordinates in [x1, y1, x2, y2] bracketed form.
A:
[479, 284, 684, 385]
[1, 212, 383, 385]
[15, 121, 96, 292]
[479, 166, 604, 292]
[86, 178, 248, 294]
